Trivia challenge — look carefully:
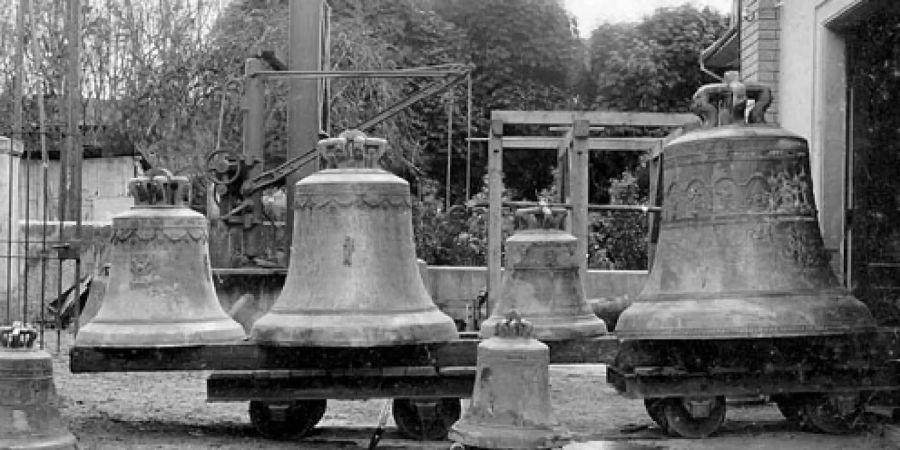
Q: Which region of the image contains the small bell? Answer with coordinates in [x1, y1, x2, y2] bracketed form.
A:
[480, 205, 606, 340]
[450, 311, 568, 449]
[0, 323, 77, 449]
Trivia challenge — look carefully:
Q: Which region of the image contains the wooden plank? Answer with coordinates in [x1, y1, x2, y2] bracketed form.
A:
[68, 343, 261, 373]
[491, 110, 700, 127]
[647, 145, 663, 268]
[70, 336, 619, 373]
[570, 118, 590, 277]
[487, 118, 504, 316]
[556, 130, 572, 203]
[207, 373, 475, 402]
[610, 365, 898, 399]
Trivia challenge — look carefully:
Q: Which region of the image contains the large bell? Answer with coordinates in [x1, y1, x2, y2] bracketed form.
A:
[249, 131, 458, 346]
[616, 75, 876, 339]
[480, 206, 607, 340]
[0, 324, 76, 449]
[75, 169, 246, 347]
[450, 311, 568, 449]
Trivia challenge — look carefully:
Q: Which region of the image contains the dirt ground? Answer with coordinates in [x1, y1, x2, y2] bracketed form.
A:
[33, 331, 895, 449]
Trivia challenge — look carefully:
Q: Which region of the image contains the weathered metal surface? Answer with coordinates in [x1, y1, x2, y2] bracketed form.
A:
[0, 325, 76, 449]
[451, 313, 569, 449]
[616, 76, 876, 340]
[481, 206, 606, 340]
[250, 131, 457, 347]
[74, 169, 245, 347]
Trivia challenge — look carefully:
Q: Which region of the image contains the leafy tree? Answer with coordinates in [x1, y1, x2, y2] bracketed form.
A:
[587, 5, 727, 112]
[419, 0, 586, 204]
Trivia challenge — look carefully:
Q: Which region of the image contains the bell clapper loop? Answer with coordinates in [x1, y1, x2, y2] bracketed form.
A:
[0, 322, 38, 349]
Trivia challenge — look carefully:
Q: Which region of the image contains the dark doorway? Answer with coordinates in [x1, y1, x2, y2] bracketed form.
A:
[846, 7, 900, 325]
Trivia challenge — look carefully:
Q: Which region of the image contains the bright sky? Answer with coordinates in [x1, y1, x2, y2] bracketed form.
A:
[564, 0, 733, 35]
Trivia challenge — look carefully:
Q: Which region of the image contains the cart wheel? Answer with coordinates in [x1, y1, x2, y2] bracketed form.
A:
[771, 394, 805, 423]
[248, 399, 327, 440]
[643, 398, 668, 432]
[392, 397, 461, 441]
[799, 393, 864, 434]
[660, 396, 726, 438]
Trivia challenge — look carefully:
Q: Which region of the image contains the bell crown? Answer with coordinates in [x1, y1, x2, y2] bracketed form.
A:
[317, 130, 388, 169]
[128, 168, 191, 207]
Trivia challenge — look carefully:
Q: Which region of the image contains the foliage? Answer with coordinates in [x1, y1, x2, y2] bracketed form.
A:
[0, 1, 725, 271]
[426, 0, 584, 202]
[587, 5, 727, 112]
[587, 170, 648, 270]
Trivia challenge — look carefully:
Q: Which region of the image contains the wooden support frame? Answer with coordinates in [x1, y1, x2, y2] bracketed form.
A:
[485, 110, 697, 311]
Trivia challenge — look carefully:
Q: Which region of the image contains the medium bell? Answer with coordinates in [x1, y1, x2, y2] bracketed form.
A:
[616, 75, 876, 339]
[75, 169, 246, 347]
[450, 311, 568, 449]
[250, 131, 458, 346]
[480, 206, 606, 340]
[0, 324, 76, 449]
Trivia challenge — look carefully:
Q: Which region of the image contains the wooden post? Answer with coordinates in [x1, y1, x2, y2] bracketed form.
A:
[570, 118, 590, 276]
[286, 0, 324, 257]
[556, 129, 572, 203]
[486, 119, 504, 320]
[647, 142, 664, 269]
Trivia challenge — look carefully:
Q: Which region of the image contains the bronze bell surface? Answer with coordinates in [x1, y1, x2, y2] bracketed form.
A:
[75, 169, 246, 347]
[480, 205, 606, 340]
[615, 74, 876, 340]
[249, 130, 458, 346]
[0, 324, 77, 449]
[450, 311, 568, 449]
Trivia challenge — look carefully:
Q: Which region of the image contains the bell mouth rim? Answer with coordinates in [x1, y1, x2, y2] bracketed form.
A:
[635, 288, 850, 302]
[614, 325, 880, 340]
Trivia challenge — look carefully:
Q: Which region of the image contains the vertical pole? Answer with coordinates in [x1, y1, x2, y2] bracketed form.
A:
[66, 0, 83, 334]
[486, 118, 504, 322]
[647, 141, 664, 269]
[9, 0, 28, 325]
[31, 12, 50, 344]
[445, 101, 452, 210]
[465, 73, 472, 201]
[243, 58, 266, 261]
[571, 118, 590, 277]
[286, 0, 324, 259]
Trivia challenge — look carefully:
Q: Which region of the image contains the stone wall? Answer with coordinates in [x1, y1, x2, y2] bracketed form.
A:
[0, 137, 22, 320]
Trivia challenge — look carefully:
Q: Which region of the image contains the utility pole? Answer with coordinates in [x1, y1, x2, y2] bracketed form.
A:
[62, 0, 82, 222]
[286, 0, 324, 258]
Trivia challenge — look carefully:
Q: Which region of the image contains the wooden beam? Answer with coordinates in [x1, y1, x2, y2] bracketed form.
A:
[207, 371, 475, 401]
[570, 118, 590, 277]
[556, 130, 572, 203]
[492, 110, 700, 127]
[486, 119, 504, 319]
[500, 137, 661, 151]
[69, 336, 620, 373]
[647, 144, 663, 268]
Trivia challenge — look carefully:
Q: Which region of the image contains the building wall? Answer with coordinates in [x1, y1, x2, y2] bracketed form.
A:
[17, 156, 135, 223]
[777, 0, 867, 278]
[741, 0, 782, 123]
